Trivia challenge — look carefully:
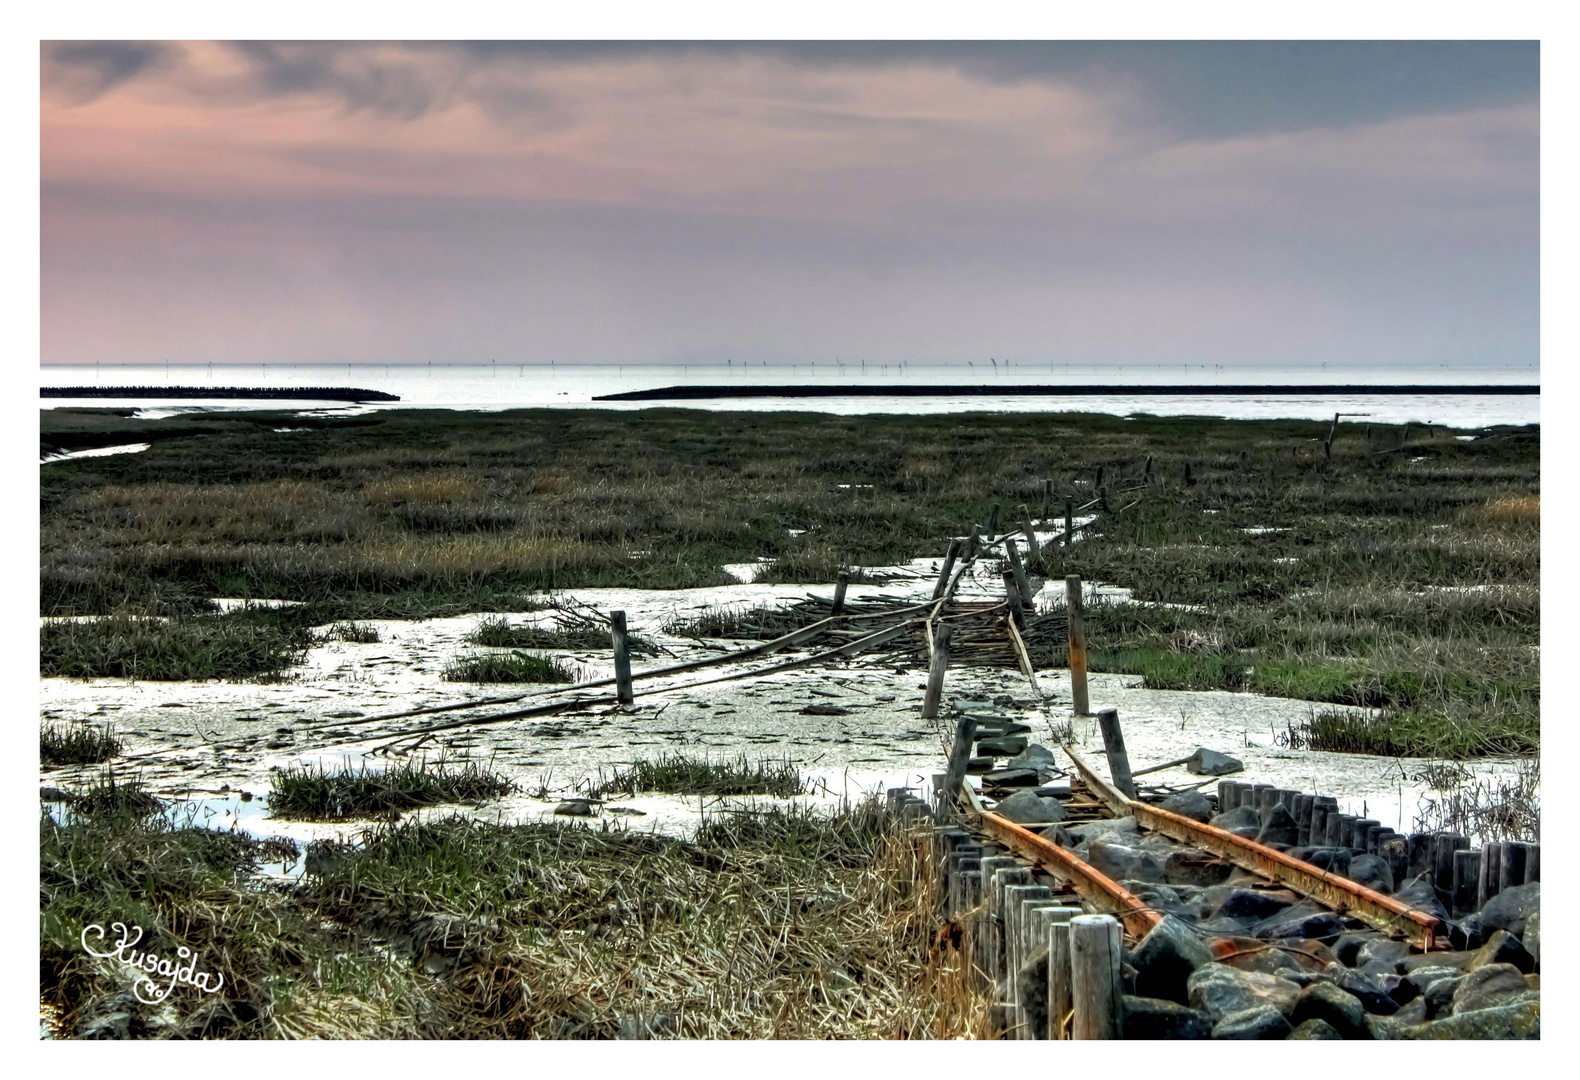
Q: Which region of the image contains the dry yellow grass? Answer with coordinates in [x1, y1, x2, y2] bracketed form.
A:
[1478, 494, 1539, 524]
[363, 473, 488, 504]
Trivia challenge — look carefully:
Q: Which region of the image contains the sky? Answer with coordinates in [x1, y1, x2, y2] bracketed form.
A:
[39, 40, 1539, 369]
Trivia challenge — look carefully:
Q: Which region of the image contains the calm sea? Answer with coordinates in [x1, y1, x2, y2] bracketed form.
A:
[41, 360, 1539, 427]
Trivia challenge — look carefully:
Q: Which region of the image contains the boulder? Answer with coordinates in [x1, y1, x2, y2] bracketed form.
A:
[1450, 963, 1528, 1015]
[1186, 748, 1244, 776]
[1399, 999, 1539, 1040]
[1401, 965, 1463, 1001]
[1289, 981, 1371, 1039]
[1258, 911, 1344, 945]
[553, 799, 595, 816]
[977, 735, 1028, 756]
[1006, 744, 1056, 770]
[1391, 997, 1430, 1026]
[1422, 974, 1463, 1019]
[1355, 938, 1408, 972]
[1522, 910, 1540, 965]
[1209, 805, 1262, 838]
[1163, 851, 1234, 888]
[1066, 816, 1141, 849]
[1288, 1018, 1342, 1040]
[1159, 790, 1214, 823]
[1212, 887, 1295, 922]
[1218, 946, 1309, 979]
[1088, 841, 1165, 885]
[1347, 853, 1394, 893]
[982, 767, 1040, 788]
[992, 789, 1066, 825]
[1401, 951, 1474, 974]
[1256, 804, 1301, 846]
[1392, 873, 1449, 923]
[1323, 963, 1398, 1015]
[1039, 822, 1077, 848]
[1129, 915, 1213, 1004]
[1121, 996, 1212, 1040]
[1212, 1004, 1291, 1040]
[1478, 881, 1539, 936]
[1186, 963, 1300, 1021]
[1468, 929, 1534, 974]
[1292, 847, 1351, 875]
[1332, 933, 1368, 967]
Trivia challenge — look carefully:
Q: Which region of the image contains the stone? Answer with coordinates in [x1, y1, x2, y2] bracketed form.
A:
[1186, 963, 1300, 1021]
[1468, 929, 1534, 974]
[1186, 748, 1244, 776]
[553, 799, 595, 816]
[1212, 1004, 1291, 1040]
[1293, 847, 1351, 875]
[982, 767, 1040, 787]
[1401, 950, 1474, 974]
[1450, 963, 1528, 1015]
[1039, 823, 1077, 847]
[1391, 996, 1430, 1026]
[1088, 841, 1165, 885]
[1213, 888, 1294, 922]
[992, 789, 1066, 825]
[1399, 1000, 1539, 1040]
[1256, 804, 1300, 846]
[1355, 938, 1408, 972]
[1522, 910, 1540, 965]
[1478, 881, 1539, 936]
[1289, 981, 1371, 1039]
[1323, 963, 1398, 1015]
[1401, 965, 1463, 1001]
[1348, 853, 1394, 893]
[1219, 948, 1308, 979]
[1209, 804, 1262, 838]
[1258, 911, 1344, 945]
[1288, 1018, 1342, 1040]
[1121, 996, 1212, 1039]
[1332, 933, 1368, 967]
[1159, 790, 1213, 823]
[1065, 816, 1141, 848]
[40, 786, 69, 802]
[1129, 915, 1213, 1004]
[977, 735, 1028, 756]
[1163, 850, 1234, 888]
[1422, 975, 1463, 1019]
[1006, 743, 1055, 769]
[1392, 873, 1450, 923]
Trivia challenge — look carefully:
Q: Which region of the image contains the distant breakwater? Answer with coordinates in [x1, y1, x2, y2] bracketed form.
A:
[43, 386, 400, 403]
[596, 383, 1540, 401]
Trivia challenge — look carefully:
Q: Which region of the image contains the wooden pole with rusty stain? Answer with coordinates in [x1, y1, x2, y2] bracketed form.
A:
[611, 610, 635, 705]
[1066, 575, 1090, 716]
[921, 622, 954, 720]
[1070, 914, 1123, 1040]
[935, 713, 978, 823]
[830, 571, 849, 616]
[932, 538, 961, 601]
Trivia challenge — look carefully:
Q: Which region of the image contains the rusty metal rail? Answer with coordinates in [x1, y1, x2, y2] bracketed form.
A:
[974, 809, 1162, 941]
[1061, 744, 1441, 951]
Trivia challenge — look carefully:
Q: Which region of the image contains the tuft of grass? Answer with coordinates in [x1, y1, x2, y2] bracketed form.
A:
[40, 722, 123, 766]
[583, 752, 812, 800]
[61, 770, 165, 819]
[1299, 706, 1539, 759]
[1413, 755, 1539, 843]
[269, 757, 517, 819]
[41, 613, 313, 681]
[441, 650, 579, 684]
[465, 615, 606, 650]
[660, 603, 815, 640]
[1474, 493, 1539, 524]
[327, 621, 380, 643]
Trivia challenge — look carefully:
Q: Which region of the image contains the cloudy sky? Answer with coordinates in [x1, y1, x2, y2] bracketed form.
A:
[40, 41, 1538, 369]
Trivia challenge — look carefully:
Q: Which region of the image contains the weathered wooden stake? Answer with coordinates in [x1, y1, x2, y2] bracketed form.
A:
[609, 610, 635, 705]
[935, 714, 978, 823]
[1003, 570, 1027, 630]
[1005, 538, 1032, 606]
[1063, 498, 1075, 548]
[921, 622, 953, 720]
[1070, 914, 1123, 1040]
[1066, 575, 1090, 716]
[1047, 914, 1074, 1039]
[961, 523, 982, 561]
[1042, 479, 1053, 518]
[830, 571, 849, 616]
[1144, 455, 1154, 483]
[1017, 505, 1042, 572]
[1452, 849, 1481, 918]
[932, 539, 961, 601]
[1184, 462, 1194, 486]
[1094, 707, 1136, 799]
[986, 504, 1001, 541]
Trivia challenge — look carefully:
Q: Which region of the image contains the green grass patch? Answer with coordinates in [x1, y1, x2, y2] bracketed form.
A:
[1300, 708, 1540, 759]
[440, 650, 579, 684]
[269, 757, 517, 819]
[41, 613, 313, 680]
[57, 770, 165, 819]
[583, 752, 812, 799]
[40, 722, 123, 766]
[464, 615, 606, 650]
[327, 621, 380, 643]
[660, 603, 815, 640]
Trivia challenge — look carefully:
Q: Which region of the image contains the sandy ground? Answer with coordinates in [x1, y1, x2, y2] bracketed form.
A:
[40, 538, 1531, 857]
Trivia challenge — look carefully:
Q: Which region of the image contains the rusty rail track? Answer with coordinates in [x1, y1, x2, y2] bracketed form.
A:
[1059, 744, 1442, 950]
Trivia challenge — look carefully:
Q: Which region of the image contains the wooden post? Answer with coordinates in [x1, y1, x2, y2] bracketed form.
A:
[1452, 849, 1481, 918]
[1063, 498, 1075, 548]
[935, 714, 978, 823]
[961, 524, 982, 561]
[1094, 707, 1136, 799]
[932, 539, 961, 601]
[1499, 842, 1529, 893]
[1065, 575, 1089, 716]
[1094, 465, 1105, 492]
[1144, 455, 1154, 484]
[1003, 570, 1027, 630]
[1184, 462, 1194, 486]
[1069, 915, 1123, 1040]
[1005, 538, 1032, 607]
[1042, 479, 1053, 518]
[921, 623, 953, 720]
[1478, 843, 1503, 910]
[1017, 505, 1042, 572]
[986, 504, 1001, 541]
[611, 610, 634, 705]
[830, 571, 849, 616]
[1044, 908, 1080, 1040]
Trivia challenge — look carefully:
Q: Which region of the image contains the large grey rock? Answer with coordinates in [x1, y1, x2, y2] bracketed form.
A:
[1040, 822, 1077, 847]
[1450, 963, 1528, 1015]
[1422, 974, 1464, 1019]
[1468, 929, 1534, 974]
[1186, 963, 1300, 1021]
[1288, 1018, 1342, 1040]
[1399, 999, 1540, 1040]
[1164, 850, 1234, 888]
[1006, 743, 1056, 769]
[1256, 804, 1300, 846]
[1186, 748, 1244, 776]
[1478, 881, 1539, 936]
[1392, 873, 1450, 922]
[1129, 915, 1213, 1004]
[1522, 910, 1540, 965]
[1257, 910, 1344, 944]
[1209, 804, 1262, 838]
[1212, 1004, 1292, 1040]
[1355, 938, 1408, 972]
[977, 735, 1028, 756]
[1121, 996, 1212, 1039]
[1323, 963, 1398, 1015]
[1159, 790, 1213, 823]
[1088, 841, 1165, 885]
[992, 788, 1067, 825]
[1066, 816, 1140, 848]
[1348, 853, 1394, 893]
[1289, 981, 1371, 1039]
[553, 799, 595, 816]
[1213, 888, 1293, 922]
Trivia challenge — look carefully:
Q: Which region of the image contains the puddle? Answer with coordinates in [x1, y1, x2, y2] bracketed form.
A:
[41, 442, 150, 463]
